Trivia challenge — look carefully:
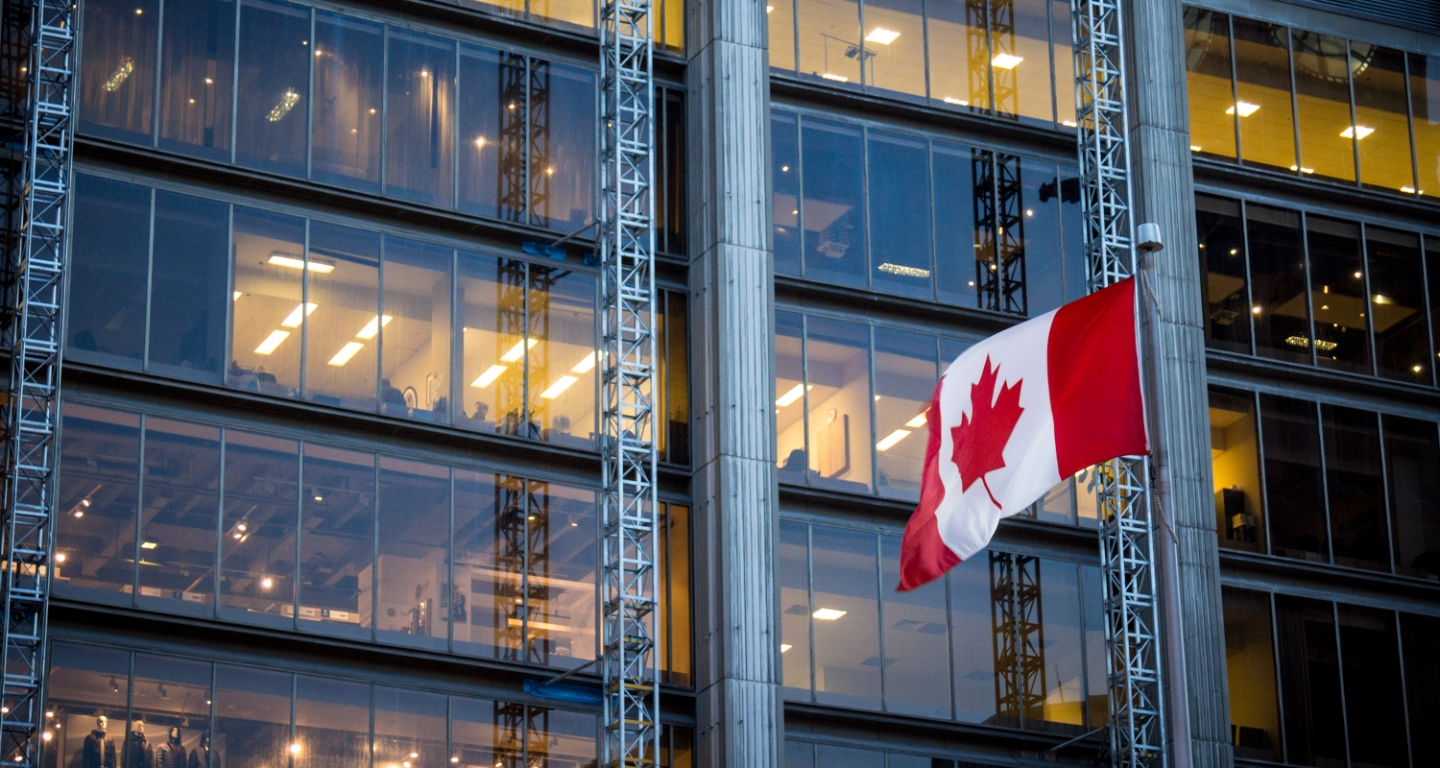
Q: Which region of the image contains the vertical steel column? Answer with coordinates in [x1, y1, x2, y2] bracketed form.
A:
[598, 0, 657, 760]
[2, 0, 72, 764]
[1071, 1, 1166, 767]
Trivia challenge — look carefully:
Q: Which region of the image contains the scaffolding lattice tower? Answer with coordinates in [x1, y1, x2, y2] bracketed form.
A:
[1, 0, 72, 764]
[989, 551, 1045, 727]
[597, 0, 658, 761]
[1071, 1, 1166, 767]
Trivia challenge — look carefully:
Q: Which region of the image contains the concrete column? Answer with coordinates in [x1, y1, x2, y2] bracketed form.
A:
[684, 0, 780, 765]
[1125, 2, 1234, 767]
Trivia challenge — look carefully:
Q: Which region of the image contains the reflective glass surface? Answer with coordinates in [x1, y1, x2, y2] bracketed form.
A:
[1322, 405, 1388, 571]
[55, 404, 141, 605]
[805, 317, 872, 493]
[294, 676, 369, 768]
[220, 429, 299, 627]
[773, 111, 802, 278]
[386, 30, 456, 208]
[1232, 18, 1296, 171]
[810, 525, 880, 709]
[312, 11, 383, 192]
[382, 237, 454, 423]
[872, 328, 936, 501]
[1196, 194, 1249, 353]
[159, 0, 235, 161]
[795, 0, 861, 85]
[1275, 596, 1346, 766]
[868, 130, 933, 299]
[1245, 204, 1307, 365]
[151, 191, 229, 382]
[235, 0, 310, 176]
[45, 644, 129, 763]
[863, 0, 925, 100]
[79, 0, 159, 143]
[231, 207, 307, 396]
[1307, 216, 1367, 373]
[1411, 53, 1440, 198]
[377, 458, 451, 650]
[1292, 30, 1355, 183]
[1352, 45, 1414, 193]
[801, 117, 866, 287]
[305, 223, 382, 409]
[879, 535, 949, 718]
[299, 444, 374, 641]
[1260, 395, 1325, 563]
[1184, 9, 1236, 160]
[1366, 228, 1428, 383]
[137, 418, 220, 616]
[1209, 387, 1263, 552]
[69, 175, 150, 369]
[1384, 415, 1440, 580]
[1221, 589, 1280, 761]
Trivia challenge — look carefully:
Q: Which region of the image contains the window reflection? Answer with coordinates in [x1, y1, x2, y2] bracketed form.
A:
[1233, 19, 1296, 171]
[152, 191, 229, 382]
[450, 696, 512, 768]
[532, 0, 594, 32]
[1221, 589, 1280, 761]
[1261, 395, 1326, 563]
[657, 291, 691, 465]
[773, 112, 801, 278]
[220, 430, 299, 628]
[79, 0, 158, 143]
[805, 317, 872, 492]
[458, 46, 510, 221]
[779, 521, 811, 696]
[1292, 30, 1355, 183]
[458, 253, 524, 436]
[374, 687, 448, 768]
[305, 223, 381, 409]
[56, 404, 140, 605]
[215, 664, 292, 768]
[1021, 158, 1064, 315]
[1323, 405, 1388, 571]
[769, 0, 797, 71]
[453, 470, 504, 660]
[528, 709, 596, 768]
[138, 419, 220, 616]
[775, 311, 807, 483]
[1338, 606, 1407, 768]
[231, 207, 307, 396]
[1196, 195, 1249, 354]
[872, 328, 936, 501]
[381, 237, 453, 423]
[948, 553, 994, 724]
[810, 526, 879, 710]
[1245, 204, 1307, 365]
[69, 175, 149, 368]
[1366, 228, 1428, 383]
[312, 11, 383, 193]
[933, 141, 982, 306]
[530, 268, 597, 448]
[1209, 387, 1263, 553]
[658, 504, 692, 685]
[1402, 614, 1440, 766]
[159, 0, 235, 162]
[1384, 415, 1440, 581]
[377, 458, 451, 650]
[1036, 560, 1086, 733]
[1353, 45, 1413, 193]
[294, 676, 369, 768]
[44, 643, 129, 767]
[801, 117, 866, 288]
[1275, 596, 1346, 766]
[926, 0, 989, 113]
[1308, 217, 1367, 373]
[299, 445, 375, 641]
[868, 130, 933, 299]
[992, 0, 1054, 124]
[880, 536, 949, 719]
[526, 483, 597, 668]
[387, 30, 456, 208]
[235, 0, 310, 177]
[532, 63, 596, 233]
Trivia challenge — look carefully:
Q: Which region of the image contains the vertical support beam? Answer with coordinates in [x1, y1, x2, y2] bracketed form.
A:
[1125, 2, 1233, 767]
[685, 0, 779, 763]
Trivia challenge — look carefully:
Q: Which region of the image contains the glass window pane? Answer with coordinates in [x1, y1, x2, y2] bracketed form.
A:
[1020, 158, 1064, 315]
[530, 268, 596, 448]
[1059, 166, 1086, 304]
[220, 429, 298, 628]
[294, 676, 368, 768]
[949, 553, 996, 725]
[533, 63, 597, 233]
[215, 664, 291, 768]
[457, 253, 524, 436]
[1034, 559, 1084, 732]
[659, 291, 691, 465]
[56, 404, 140, 605]
[453, 470, 505, 660]
[926, 0, 989, 112]
[1401, 613, 1440, 766]
[784, 740, 814, 768]
[805, 317, 872, 492]
[138, 418, 220, 616]
[863, 0, 925, 100]
[1221, 588, 1280, 761]
[660, 504, 692, 685]
[868, 130, 933, 299]
[528, 482, 597, 667]
[1384, 415, 1440, 580]
[779, 520, 811, 696]
[1080, 565, 1107, 727]
[1051, 0, 1074, 127]
[151, 190, 228, 382]
[46, 643, 129, 765]
[773, 111, 801, 278]
[132, 654, 211, 759]
[69, 175, 149, 368]
[1430, 236, 1440, 371]
[312, 11, 383, 193]
[79, 0, 159, 143]
[1209, 387, 1263, 553]
[659, 0, 684, 53]
[458, 46, 511, 220]
[158, 0, 235, 161]
[801, 117, 866, 288]
[374, 687, 446, 768]
[1367, 228, 1428, 382]
[299, 444, 375, 641]
[1337, 605, 1405, 768]
[769, 0, 796, 71]
[381, 237, 453, 424]
[1353, 45, 1413, 193]
[235, 0, 309, 177]
[462, 0, 524, 22]
[1233, 19, 1296, 171]
[1246, 204, 1308, 365]
[933, 142, 981, 306]
[992, 0, 1053, 124]
[776, 311, 808, 484]
[1260, 395, 1326, 562]
[451, 696, 512, 768]
[385, 30, 456, 208]
[304, 222, 381, 410]
[1196, 194, 1250, 354]
[880, 536, 949, 718]
[377, 458, 450, 651]
[231, 207, 306, 396]
[811, 526, 879, 709]
[816, 745, 883, 768]
[796, 0, 860, 84]
[1309, 217, 1368, 373]
[532, 0, 594, 31]
[1409, 53, 1440, 199]
[1322, 405, 1389, 571]
[530, 709, 596, 768]
[1184, 9, 1236, 160]
[873, 328, 936, 502]
[658, 90, 687, 256]
[1291, 30, 1355, 182]
[1275, 596, 1345, 766]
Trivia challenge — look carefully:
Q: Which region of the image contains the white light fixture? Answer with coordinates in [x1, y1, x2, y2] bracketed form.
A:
[471, 364, 507, 388]
[572, 351, 597, 373]
[905, 412, 928, 428]
[268, 253, 335, 273]
[268, 88, 301, 122]
[261, 576, 273, 589]
[328, 342, 365, 366]
[233, 291, 243, 301]
[140, 541, 158, 550]
[821, 73, 849, 82]
[474, 136, 487, 148]
[1190, 145, 1202, 152]
[776, 383, 811, 407]
[943, 96, 969, 106]
[541, 375, 579, 399]
[766, 4, 773, 11]
[1373, 294, 1391, 305]
[355, 314, 393, 340]
[812, 608, 847, 621]
[991, 53, 1024, 69]
[1340, 125, 1375, 140]
[876, 429, 911, 452]
[877, 262, 930, 278]
[865, 27, 900, 45]
[1061, 120, 1078, 128]
[104, 57, 134, 92]
[1226, 100, 1260, 117]
[780, 644, 792, 653]
[281, 302, 318, 328]
[1401, 186, 1417, 193]
[255, 330, 291, 355]
[501, 338, 537, 362]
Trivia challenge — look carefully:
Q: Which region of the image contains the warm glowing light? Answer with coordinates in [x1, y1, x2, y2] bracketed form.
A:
[255, 330, 291, 355]
[1373, 294, 1392, 305]
[1402, 186, 1417, 193]
[268, 88, 301, 122]
[876, 429, 912, 452]
[472, 365, 507, 388]
[289, 744, 302, 756]
[355, 314, 393, 340]
[1354, 271, 1363, 279]
[261, 577, 273, 589]
[54, 553, 65, 563]
[1251, 306, 1262, 315]
[328, 342, 365, 366]
[1061, 120, 1078, 128]
[1340, 125, 1375, 140]
[865, 27, 900, 44]
[991, 53, 1024, 69]
[501, 338, 537, 362]
[572, 351, 597, 373]
[42, 732, 51, 742]
[104, 57, 135, 92]
[475, 136, 488, 148]
[140, 541, 158, 550]
[233, 291, 243, 301]
[281, 302, 318, 328]
[943, 96, 969, 106]
[821, 73, 849, 82]
[813, 608, 847, 621]
[267, 254, 334, 273]
[780, 644, 792, 653]
[1226, 100, 1260, 117]
[540, 375, 579, 399]
[1414, 364, 1423, 373]
[1190, 145, 1202, 152]
[905, 412, 928, 428]
[73, 511, 83, 519]
[776, 383, 811, 407]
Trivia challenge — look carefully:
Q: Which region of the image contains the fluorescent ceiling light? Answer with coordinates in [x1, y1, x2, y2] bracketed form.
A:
[812, 608, 847, 621]
[1373, 294, 1391, 305]
[821, 73, 849, 82]
[268, 253, 335, 273]
[328, 341, 365, 367]
[471, 364, 507, 388]
[254, 330, 291, 355]
[140, 541, 158, 550]
[572, 351, 597, 374]
[876, 429, 912, 452]
[281, 302, 318, 328]
[233, 291, 243, 301]
[1190, 145, 1202, 152]
[1226, 101, 1259, 117]
[541, 375, 579, 400]
[355, 314, 393, 340]
[1061, 120, 1078, 128]
[766, 4, 773, 11]
[1402, 186, 1416, 193]
[865, 27, 900, 45]
[501, 338, 537, 362]
[780, 644, 792, 653]
[1340, 125, 1375, 139]
[943, 96, 969, 106]
[991, 53, 1024, 69]
[905, 411, 928, 428]
[776, 383, 811, 407]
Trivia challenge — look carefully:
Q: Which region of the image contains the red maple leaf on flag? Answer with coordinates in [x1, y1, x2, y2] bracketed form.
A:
[950, 356, 1024, 509]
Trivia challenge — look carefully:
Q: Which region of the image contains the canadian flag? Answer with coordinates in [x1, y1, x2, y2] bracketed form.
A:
[897, 277, 1149, 591]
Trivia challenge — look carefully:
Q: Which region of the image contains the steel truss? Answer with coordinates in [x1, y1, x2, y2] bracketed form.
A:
[1071, 1, 1165, 767]
[988, 552, 1045, 727]
[1, 0, 72, 765]
[597, 0, 658, 761]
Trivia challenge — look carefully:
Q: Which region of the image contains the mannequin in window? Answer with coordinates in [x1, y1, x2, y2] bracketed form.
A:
[83, 714, 117, 768]
[122, 720, 154, 768]
[185, 733, 211, 768]
[153, 726, 185, 768]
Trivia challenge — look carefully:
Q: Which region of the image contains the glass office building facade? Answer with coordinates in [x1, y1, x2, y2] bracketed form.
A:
[40, 0, 1440, 766]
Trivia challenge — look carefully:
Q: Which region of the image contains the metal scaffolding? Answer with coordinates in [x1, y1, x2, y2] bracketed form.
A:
[989, 551, 1045, 728]
[1071, 1, 1166, 767]
[597, 0, 658, 762]
[1, 0, 72, 765]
